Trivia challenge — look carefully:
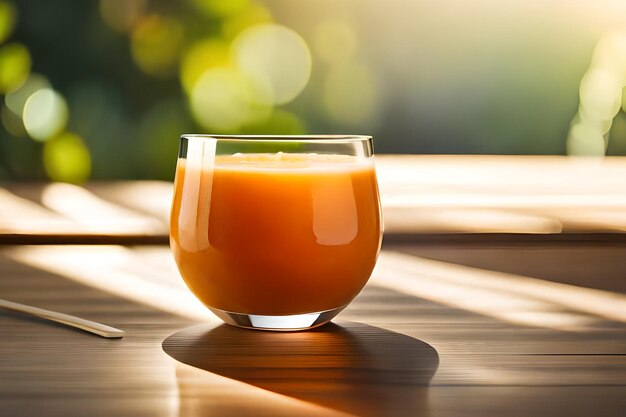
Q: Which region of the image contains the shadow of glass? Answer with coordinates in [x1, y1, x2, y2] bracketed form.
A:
[163, 321, 439, 417]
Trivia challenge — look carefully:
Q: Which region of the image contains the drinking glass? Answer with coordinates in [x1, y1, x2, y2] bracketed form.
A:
[170, 135, 382, 331]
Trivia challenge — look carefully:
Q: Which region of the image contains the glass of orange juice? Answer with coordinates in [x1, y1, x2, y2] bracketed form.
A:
[170, 135, 382, 331]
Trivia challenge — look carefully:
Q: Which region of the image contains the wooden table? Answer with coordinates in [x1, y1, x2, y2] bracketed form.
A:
[1, 156, 625, 417]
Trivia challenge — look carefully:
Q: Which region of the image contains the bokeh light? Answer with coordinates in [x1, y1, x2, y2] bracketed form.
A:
[233, 24, 312, 105]
[579, 68, 622, 122]
[0, 0, 16, 44]
[2, 73, 50, 138]
[22, 88, 69, 142]
[221, 2, 272, 40]
[190, 0, 249, 19]
[99, 0, 146, 33]
[567, 30, 626, 156]
[190, 66, 270, 132]
[131, 15, 183, 78]
[577, 109, 613, 135]
[241, 109, 305, 134]
[4, 0, 626, 181]
[591, 31, 626, 83]
[314, 20, 357, 65]
[43, 132, 91, 184]
[0, 43, 30, 93]
[180, 39, 230, 93]
[5, 73, 50, 117]
[567, 122, 606, 156]
[323, 63, 376, 126]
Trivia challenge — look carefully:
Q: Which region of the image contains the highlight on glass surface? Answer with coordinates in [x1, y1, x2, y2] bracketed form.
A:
[169, 135, 382, 331]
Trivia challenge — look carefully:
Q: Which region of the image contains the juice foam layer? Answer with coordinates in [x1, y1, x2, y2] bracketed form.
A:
[208, 153, 373, 172]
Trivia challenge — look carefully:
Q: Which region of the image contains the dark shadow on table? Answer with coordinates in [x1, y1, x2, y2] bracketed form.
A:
[163, 321, 439, 417]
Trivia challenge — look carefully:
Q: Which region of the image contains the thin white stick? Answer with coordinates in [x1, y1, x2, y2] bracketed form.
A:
[0, 299, 124, 338]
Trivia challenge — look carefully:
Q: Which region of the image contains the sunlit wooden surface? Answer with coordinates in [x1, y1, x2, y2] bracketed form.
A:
[3, 155, 626, 243]
[2, 155, 626, 416]
[1, 244, 625, 417]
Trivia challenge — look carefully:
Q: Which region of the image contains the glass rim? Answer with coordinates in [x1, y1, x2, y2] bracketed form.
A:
[180, 134, 373, 144]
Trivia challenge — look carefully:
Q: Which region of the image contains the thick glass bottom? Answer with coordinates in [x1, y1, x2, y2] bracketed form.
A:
[208, 305, 346, 331]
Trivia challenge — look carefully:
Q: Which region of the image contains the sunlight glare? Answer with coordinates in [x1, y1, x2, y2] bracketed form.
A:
[7, 245, 218, 322]
[40, 183, 163, 233]
[373, 252, 626, 331]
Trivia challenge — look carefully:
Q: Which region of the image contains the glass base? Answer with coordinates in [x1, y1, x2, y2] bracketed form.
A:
[208, 305, 346, 331]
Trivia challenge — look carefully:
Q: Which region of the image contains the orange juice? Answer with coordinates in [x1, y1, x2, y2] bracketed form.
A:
[170, 153, 382, 316]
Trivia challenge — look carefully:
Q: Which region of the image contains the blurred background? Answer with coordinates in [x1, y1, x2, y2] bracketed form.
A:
[0, 0, 625, 183]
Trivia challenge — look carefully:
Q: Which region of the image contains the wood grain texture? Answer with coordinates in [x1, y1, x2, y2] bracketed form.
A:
[3, 155, 626, 243]
[1, 245, 625, 416]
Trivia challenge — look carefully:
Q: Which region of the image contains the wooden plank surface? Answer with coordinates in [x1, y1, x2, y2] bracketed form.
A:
[3, 156, 626, 243]
[1, 244, 625, 417]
